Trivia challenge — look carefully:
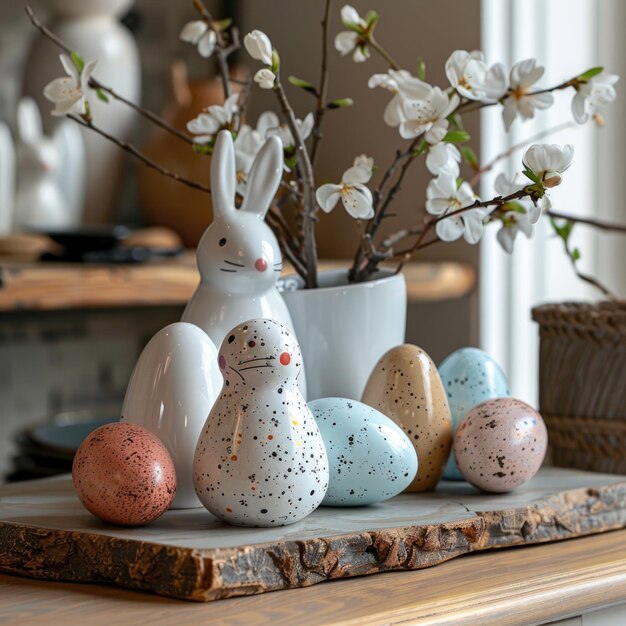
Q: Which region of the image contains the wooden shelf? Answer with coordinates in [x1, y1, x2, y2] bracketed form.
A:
[0, 514, 624, 624]
[0, 257, 475, 313]
[0, 468, 624, 610]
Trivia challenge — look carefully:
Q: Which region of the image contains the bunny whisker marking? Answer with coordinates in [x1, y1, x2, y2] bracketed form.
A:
[238, 364, 277, 372]
[224, 260, 245, 267]
[239, 356, 276, 365]
[229, 366, 246, 382]
[220, 268, 238, 273]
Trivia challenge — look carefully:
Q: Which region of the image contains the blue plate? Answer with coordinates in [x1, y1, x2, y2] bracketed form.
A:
[28, 413, 118, 456]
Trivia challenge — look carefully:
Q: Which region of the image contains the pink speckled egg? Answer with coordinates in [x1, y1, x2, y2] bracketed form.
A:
[453, 398, 547, 493]
[72, 422, 176, 525]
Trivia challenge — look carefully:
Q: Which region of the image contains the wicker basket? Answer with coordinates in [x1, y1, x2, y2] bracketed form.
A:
[532, 302, 626, 473]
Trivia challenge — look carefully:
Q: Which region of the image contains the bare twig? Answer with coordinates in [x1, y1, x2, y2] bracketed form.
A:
[193, 0, 241, 102]
[90, 82, 195, 144]
[456, 79, 576, 116]
[273, 77, 318, 288]
[349, 136, 422, 282]
[547, 211, 626, 234]
[25, 6, 195, 146]
[310, 0, 332, 165]
[68, 115, 211, 194]
[266, 210, 308, 278]
[392, 189, 529, 274]
[551, 220, 618, 300]
[368, 35, 400, 70]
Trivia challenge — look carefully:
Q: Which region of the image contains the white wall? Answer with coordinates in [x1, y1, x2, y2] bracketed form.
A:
[480, 0, 625, 403]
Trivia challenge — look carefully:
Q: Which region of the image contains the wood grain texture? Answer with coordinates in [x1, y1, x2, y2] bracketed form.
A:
[0, 258, 474, 311]
[0, 469, 625, 602]
[1, 530, 625, 625]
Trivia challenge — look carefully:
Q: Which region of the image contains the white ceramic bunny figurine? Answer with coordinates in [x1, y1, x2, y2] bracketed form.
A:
[13, 97, 84, 231]
[193, 318, 329, 527]
[181, 130, 298, 357]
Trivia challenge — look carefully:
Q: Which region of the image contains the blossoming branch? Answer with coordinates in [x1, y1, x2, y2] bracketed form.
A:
[26, 1, 623, 295]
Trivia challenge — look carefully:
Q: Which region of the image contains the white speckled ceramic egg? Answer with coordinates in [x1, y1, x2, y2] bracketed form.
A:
[362, 344, 452, 492]
[439, 347, 510, 481]
[453, 398, 548, 493]
[309, 398, 418, 506]
[194, 319, 329, 527]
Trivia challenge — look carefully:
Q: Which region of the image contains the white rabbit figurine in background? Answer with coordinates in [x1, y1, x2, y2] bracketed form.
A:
[12, 97, 85, 231]
[0, 121, 15, 235]
[193, 318, 329, 527]
[181, 130, 304, 389]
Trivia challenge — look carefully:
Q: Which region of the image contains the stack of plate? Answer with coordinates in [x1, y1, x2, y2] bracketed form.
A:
[6, 409, 118, 482]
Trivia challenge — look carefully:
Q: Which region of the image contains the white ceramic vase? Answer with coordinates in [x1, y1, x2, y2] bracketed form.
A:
[281, 269, 407, 401]
[22, 0, 141, 224]
[121, 322, 223, 509]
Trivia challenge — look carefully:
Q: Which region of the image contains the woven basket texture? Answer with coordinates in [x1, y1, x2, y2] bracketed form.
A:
[532, 302, 626, 474]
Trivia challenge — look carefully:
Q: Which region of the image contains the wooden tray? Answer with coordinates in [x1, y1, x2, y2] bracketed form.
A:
[1, 468, 625, 602]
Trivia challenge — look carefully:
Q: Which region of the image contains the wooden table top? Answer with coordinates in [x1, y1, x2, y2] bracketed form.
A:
[0, 529, 624, 625]
[0, 256, 475, 312]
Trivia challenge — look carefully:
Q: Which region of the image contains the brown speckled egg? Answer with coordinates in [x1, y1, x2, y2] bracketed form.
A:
[453, 398, 548, 493]
[362, 344, 452, 492]
[72, 422, 176, 526]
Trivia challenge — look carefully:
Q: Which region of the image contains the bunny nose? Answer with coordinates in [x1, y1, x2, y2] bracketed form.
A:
[255, 258, 268, 272]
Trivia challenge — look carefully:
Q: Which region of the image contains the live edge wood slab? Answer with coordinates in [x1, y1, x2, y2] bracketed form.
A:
[0, 468, 624, 602]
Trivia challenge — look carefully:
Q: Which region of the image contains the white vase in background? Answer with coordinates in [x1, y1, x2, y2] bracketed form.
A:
[22, 0, 140, 225]
[281, 269, 407, 401]
[121, 323, 223, 509]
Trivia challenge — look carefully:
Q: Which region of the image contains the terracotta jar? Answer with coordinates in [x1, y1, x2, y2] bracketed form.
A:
[138, 62, 224, 248]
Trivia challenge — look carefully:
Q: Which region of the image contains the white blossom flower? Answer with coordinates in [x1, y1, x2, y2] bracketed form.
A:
[426, 172, 484, 243]
[244, 30, 273, 66]
[316, 162, 374, 219]
[368, 70, 432, 127]
[179, 20, 217, 58]
[353, 154, 374, 178]
[264, 112, 314, 148]
[186, 93, 239, 142]
[493, 172, 536, 252]
[334, 5, 369, 63]
[234, 125, 265, 196]
[502, 59, 554, 131]
[445, 50, 487, 100]
[522, 143, 574, 187]
[497, 209, 533, 253]
[43, 54, 96, 117]
[482, 62, 509, 100]
[494, 172, 545, 223]
[254, 68, 276, 89]
[426, 142, 461, 177]
[400, 87, 460, 142]
[572, 71, 619, 124]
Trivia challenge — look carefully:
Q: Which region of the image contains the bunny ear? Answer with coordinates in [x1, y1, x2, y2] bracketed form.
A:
[211, 130, 236, 218]
[17, 98, 43, 145]
[240, 135, 283, 218]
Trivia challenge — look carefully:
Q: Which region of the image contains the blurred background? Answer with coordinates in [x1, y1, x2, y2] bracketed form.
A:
[0, 0, 623, 481]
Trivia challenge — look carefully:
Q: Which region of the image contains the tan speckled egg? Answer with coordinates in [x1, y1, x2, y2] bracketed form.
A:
[72, 423, 177, 526]
[453, 398, 548, 493]
[361, 344, 452, 491]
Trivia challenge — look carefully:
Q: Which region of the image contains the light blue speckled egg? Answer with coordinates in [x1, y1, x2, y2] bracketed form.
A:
[309, 398, 418, 506]
[439, 347, 510, 481]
